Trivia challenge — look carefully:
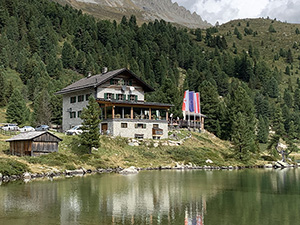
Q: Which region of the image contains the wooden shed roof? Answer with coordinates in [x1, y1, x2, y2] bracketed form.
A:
[6, 131, 62, 142]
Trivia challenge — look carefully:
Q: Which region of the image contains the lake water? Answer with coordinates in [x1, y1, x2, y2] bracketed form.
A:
[0, 169, 300, 225]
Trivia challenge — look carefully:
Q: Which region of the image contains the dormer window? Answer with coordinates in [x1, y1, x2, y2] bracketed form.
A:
[104, 93, 114, 100]
[110, 78, 132, 86]
[117, 94, 126, 100]
[128, 95, 137, 101]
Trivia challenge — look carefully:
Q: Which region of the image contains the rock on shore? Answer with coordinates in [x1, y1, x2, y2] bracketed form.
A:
[119, 166, 139, 175]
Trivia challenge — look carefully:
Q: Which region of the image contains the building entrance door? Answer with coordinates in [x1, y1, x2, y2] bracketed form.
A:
[101, 123, 108, 134]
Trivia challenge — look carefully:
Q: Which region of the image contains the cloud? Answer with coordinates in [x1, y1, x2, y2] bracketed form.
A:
[260, 0, 300, 23]
[172, 0, 300, 25]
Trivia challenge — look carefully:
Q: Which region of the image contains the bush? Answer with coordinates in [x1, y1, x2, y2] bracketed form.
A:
[0, 158, 30, 176]
[25, 152, 79, 166]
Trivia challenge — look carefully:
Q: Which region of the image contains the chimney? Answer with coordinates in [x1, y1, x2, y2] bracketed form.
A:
[102, 67, 108, 74]
[87, 71, 92, 78]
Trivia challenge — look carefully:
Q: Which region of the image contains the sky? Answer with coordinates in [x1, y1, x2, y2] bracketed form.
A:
[171, 0, 300, 25]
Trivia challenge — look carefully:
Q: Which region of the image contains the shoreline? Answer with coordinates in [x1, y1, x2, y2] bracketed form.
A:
[1, 162, 299, 184]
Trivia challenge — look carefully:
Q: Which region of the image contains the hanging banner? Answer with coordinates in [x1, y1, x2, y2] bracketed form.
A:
[182, 90, 189, 111]
[189, 91, 194, 112]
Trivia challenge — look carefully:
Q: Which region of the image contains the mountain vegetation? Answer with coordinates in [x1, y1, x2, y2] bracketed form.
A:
[0, 0, 300, 161]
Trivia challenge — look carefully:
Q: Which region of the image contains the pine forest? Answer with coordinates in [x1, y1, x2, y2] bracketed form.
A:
[1, 0, 300, 159]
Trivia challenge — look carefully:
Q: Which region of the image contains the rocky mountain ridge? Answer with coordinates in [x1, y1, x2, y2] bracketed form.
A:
[55, 0, 211, 28]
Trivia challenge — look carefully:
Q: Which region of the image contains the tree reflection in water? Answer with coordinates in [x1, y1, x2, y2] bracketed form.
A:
[0, 169, 300, 225]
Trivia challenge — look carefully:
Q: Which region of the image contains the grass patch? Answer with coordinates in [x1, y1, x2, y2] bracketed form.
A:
[0, 158, 30, 176]
[24, 152, 80, 167]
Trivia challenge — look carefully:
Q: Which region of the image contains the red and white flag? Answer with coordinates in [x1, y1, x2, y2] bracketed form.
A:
[182, 90, 189, 112]
[194, 92, 200, 114]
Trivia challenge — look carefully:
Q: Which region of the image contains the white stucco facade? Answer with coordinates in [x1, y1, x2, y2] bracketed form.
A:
[62, 89, 95, 131]
[96, 86, 144, 101]
[58, 68, 172, 139]
[100, 120, 168, 139]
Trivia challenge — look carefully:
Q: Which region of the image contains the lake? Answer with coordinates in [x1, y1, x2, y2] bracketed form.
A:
[0, 169, 300, 225]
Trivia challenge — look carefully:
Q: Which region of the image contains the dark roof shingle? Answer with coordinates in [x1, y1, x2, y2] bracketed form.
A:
[56, 68, 154, 94]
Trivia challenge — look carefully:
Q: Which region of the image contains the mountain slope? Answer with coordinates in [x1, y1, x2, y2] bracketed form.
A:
[53, 0, 211, 28]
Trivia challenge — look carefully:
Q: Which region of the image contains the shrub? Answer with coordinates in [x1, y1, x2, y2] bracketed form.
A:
[0, 158, 30, 176]
[25, 153, 79, 166]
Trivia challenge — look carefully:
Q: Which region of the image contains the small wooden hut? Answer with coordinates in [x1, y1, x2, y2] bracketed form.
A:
[6, 131, 62, 156]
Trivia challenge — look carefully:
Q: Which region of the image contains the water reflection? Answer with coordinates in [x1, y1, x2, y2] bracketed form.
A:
[0, 169, 300, 225]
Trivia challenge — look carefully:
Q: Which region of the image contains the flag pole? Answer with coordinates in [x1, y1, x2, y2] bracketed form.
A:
[199, 92, 202, 132]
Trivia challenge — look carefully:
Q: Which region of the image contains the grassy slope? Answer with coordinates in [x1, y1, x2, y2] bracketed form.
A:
[0, 130, 265, 176]
[194, 18, 300, 92]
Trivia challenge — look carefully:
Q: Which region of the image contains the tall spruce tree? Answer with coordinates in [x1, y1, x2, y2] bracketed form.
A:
[6, 89, 29, 125]
[257, 115, 269, 143]
[32, 89, 52, 126]
[80, 96, 101, 154]
[231, 112, 253, 162]
[228, 82, 258, 153]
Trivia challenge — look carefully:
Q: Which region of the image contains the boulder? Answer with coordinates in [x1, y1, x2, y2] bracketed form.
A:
[65, 169, 84, 175]
[153, 143, 159, 148]
[128, 142, 139, 146]
[276, 160, 293, 168]
[174, 162, 184, 169]
[119, 166, 139, 175]
[264, 164, 273, 168]
[205, 159, 213, 164]
[23, 172, 31, 180]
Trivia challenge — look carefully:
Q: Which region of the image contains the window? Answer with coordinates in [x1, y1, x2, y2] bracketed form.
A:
[135, 134, 144, 139]
[110, 79, 132, 86]
[121, 123, 128, 128]
[86, 93, 91, 101]
[70, 112, 76, 118]
[70, 96, 76, 103]
[153, 124, 159, 128]
[135, 123, 146, 129]
[77, 111, 82, 118]
[129, 95, 137, 101]
[117, 94, 125, 100]
[78, 95, 84, 102]
[104, 93, 114, 100]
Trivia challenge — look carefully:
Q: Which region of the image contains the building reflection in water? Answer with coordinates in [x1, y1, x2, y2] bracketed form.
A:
[1, 169, 299, 225]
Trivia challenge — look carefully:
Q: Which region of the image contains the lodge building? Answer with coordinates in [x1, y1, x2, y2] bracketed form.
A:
[56, 68, 173, 139]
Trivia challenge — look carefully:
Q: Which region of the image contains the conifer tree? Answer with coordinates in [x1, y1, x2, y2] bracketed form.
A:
[228, 82, 258, 153]
[6, 89, 29, 125]
[257, 115, 269, 143]
[61, 42, 76, 69]
[80, 96, 101, 154]
[232, 112, 253, 161]
[0, 68, 6, 106]
[32, 89, 52, 126]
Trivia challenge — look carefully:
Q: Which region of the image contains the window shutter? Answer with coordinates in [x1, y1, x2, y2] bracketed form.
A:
[110, 79, 113, 85]
[135, 95, 138, 102]
[143, 124, 146, 129]
[112, 94, 115, 99]
[127, 95, 130, 100]
[104, 93, 107, 99]
[135, 124, 138, 128]
[123, 94, 126, 100]
[129, 80, 132, 86]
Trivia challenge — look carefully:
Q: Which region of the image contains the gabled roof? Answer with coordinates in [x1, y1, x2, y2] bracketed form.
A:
[56, 68, 155, 95]
[6, 131, 62, 142]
